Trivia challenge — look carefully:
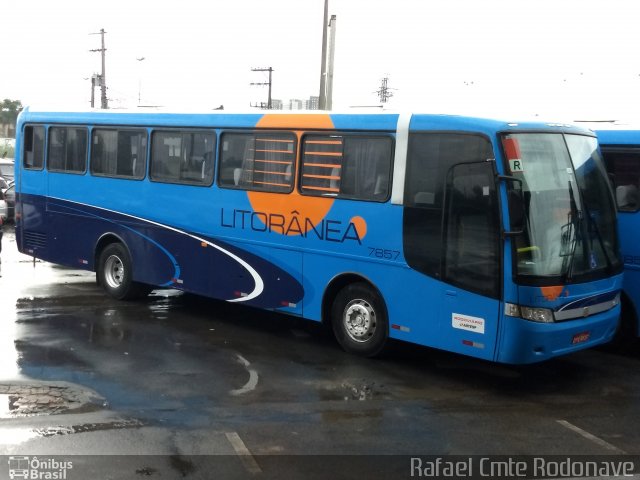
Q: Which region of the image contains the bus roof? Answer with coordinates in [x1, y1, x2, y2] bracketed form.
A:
[595, 126, 640, 145]
[17, 106, 595, 136]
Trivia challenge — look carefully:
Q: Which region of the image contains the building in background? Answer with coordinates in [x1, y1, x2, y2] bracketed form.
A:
[306, 96, 319, 110]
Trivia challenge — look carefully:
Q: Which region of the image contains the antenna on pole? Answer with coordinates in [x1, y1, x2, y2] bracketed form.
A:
[374, 75, 396, 104]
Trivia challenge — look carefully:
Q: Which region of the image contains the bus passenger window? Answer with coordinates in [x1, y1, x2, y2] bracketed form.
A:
[48, 127, 87, 173]
[150, 130, 215, 186]
[91, 129, 147, 180]
[23, 125, 45, 170]
[300, 134, 392, 201]
[219, 132, 295, 193]
[342, 137, 392, 200]
[601, 149, 640, 212]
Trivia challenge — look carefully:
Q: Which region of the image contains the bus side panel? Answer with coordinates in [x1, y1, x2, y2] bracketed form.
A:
[302, 252, 501, 361]
[236, 243, 303, 316]
[40, 192, 306, 309]
[618, 211, 640, 335]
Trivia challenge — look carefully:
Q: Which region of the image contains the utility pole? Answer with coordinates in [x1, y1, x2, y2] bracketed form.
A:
[250, 67, 273, 109]
[325, 15, 337, 111]
[136, 57, 146, 106]
[375, 76, 395, 104]
[90, 75, 98, 108]
[90, 29, 108, 109]
[318, 0, 329, 110]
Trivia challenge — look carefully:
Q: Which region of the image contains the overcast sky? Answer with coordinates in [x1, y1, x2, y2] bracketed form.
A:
[2, 0, 640, 120]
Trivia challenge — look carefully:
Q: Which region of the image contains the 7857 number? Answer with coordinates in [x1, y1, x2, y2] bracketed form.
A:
[368, 247, 401, 260]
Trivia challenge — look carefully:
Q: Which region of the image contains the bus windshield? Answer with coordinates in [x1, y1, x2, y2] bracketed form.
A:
[504, 133, 621, 281]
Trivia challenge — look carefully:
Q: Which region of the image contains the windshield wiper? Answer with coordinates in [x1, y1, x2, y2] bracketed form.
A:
[560, 181, 582, 282]
[580, 198, 614, 271]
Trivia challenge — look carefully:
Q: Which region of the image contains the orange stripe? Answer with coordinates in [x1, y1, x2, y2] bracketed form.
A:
[256, 138, 294, 143]
[305, 140, 342, 145]
[255, 149, 293, 154]
[250, 170, 290, 176]
[304, 151, 342, 157]
[253, 180, 290, 187]
[303, 185, 340, 193]
[255, 159, 292, 165]
[303, 174, 340, 180]
[305, 163, 341, 169]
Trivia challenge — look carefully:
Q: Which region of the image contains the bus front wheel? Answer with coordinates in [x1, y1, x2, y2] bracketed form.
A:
[331, 282, 388, 357]
[98, 243, 150, 300]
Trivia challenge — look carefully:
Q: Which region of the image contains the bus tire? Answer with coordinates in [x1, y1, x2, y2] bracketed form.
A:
[331, 282, 388, 357]
[98, 243, 150, 300]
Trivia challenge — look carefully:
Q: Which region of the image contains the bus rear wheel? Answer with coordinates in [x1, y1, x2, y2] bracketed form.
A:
[331, 282, 388, 357]
[98, 243, 151, 300]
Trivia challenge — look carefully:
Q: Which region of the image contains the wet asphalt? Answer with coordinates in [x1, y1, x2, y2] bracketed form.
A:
[1, 224, 640, 478]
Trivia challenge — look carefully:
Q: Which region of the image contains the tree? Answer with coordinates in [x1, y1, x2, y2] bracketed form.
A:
[0, 99, 23, 125]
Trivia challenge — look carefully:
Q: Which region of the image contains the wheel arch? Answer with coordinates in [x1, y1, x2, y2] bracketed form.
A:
[321, 272, 388, 328]
[93, 232, 130, 273]
[620, 290, 640, 337]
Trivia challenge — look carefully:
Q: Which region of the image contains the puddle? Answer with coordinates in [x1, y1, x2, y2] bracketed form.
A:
[34, 418, 143, 437]
[0, 394, 19, 417]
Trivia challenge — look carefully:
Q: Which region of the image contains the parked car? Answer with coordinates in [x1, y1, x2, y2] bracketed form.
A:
[0, 175, 8, 192]
[4, 184, 14, 222]
[0, 159, 14, 182]
[0, 193, 7, 222]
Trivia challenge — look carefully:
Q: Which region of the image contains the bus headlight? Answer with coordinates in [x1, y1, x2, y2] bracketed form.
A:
[505, 303, 555, 323]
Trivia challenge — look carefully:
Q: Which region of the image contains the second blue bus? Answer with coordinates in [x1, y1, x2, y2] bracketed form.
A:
[596, 126, 640, 345]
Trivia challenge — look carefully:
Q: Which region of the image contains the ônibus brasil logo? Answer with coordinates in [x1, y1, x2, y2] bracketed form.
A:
[8, 456, 73, 479]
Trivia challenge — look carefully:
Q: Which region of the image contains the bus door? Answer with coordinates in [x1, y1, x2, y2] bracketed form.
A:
[439, 161, 502, 360]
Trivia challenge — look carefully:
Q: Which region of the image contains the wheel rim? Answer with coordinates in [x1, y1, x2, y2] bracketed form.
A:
[104, 254, 125, 289]
[343, 299, 376, 343]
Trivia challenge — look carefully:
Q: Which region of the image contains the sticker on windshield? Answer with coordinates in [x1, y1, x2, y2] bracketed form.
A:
[509, 159, 524, 172]
[452, 313, 485, 334]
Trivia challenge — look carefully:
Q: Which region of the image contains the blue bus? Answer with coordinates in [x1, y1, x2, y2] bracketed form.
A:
[13, 108, 623, 363]
[595, 127, 640, 344]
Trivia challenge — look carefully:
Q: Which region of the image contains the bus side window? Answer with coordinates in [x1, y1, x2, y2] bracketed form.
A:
[23, 125, 45, 170]
[219, 132, 295, 193]
[616, 184, 638, 210]
[300, 134, 392, 201]
[602, 149, 640, 212]
[342, 136, 392, 201]
[48, 127, 87, 173]
[150, 130, 214, 186]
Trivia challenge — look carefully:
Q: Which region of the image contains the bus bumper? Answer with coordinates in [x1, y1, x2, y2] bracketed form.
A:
[496, 305, 620, 364]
